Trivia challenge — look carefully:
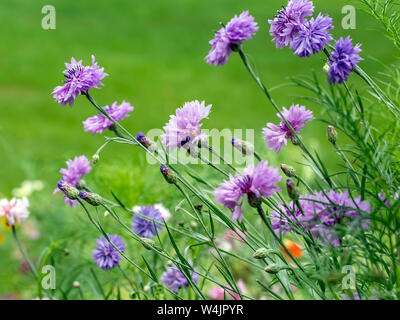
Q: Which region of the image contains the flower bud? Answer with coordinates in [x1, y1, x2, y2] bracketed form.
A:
[92, 154, 100, 165]
[136, 132, 157, 152]
[141, 237, 155, 250]
[78, 191, 102, 206]
[290, 135, 301, 146]
[160, 165, 177, 184]
[231, 138, 254, 156]
[323, 63, 330, 73]
[286, 179, 299, 201]
[327, 125, 337, 144]
[73, 281, 80, 288]
[253, 248, 269, 259]
[247, 192, 262, 208]
[280, 164, 296, 178]
[57, 180, 79, 200]
[264, 264, 281, 274]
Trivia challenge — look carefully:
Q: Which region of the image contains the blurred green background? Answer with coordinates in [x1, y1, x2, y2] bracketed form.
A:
[0, 0, 397, 298]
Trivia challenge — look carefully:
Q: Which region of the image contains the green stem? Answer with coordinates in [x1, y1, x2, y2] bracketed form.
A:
[12, 226, 38, 278]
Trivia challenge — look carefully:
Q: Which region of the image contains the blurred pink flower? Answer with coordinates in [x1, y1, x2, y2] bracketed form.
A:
[209, 279, 247, 300]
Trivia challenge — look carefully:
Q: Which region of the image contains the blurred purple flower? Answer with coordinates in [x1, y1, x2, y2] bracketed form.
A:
[206, 11, 258, 66]
[83, 101, 134, 135]
[291, 13, 333, 57]
[131, 205, 164, 238]
[92, 234, 125, 270]
[55, 155, 92, 207]
[271, 190, 371, 246]
[214, 161, 281, 222]
[52, 56, 108, 107]
[161, 262, 199, 292]
[268, 0, 314, 48]
[262, 104, 314, 153]
[328, 36, 362, 84]
[162, 100, 211, 151]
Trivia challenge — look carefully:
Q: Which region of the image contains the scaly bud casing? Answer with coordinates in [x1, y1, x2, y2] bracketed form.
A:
[253, 248, 269, 259]
[160, 165, 177, 184]
[57, 180, 79, 200]
[78, 191, 102, 206]
[264, 264, 281, 274]
[286, 179, 300, 200]
[280, 164, 296, 178]
[231, 138, 255, 156]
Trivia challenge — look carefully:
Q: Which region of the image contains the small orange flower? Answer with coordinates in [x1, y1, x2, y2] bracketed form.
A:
[281, 239, 303, 259]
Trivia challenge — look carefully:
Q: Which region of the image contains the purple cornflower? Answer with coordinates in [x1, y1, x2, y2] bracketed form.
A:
[291, 13, 333, 57]
[52, 56, 108, 107]
[214, 161, 281, 222]
[328, 36, 362, 84]
[83, 101, 134, 135]
[162, 100, 211, 151]
[161, 263, 199, 292]
[271, 190, 371, 246]
[268, 0, 314, 49]
[206, 11, 258, 66]
[131, 205, 164, 238]
[262, 104, 314, 153]
[92, 234, 125, 270]
[54, 155, 92, 207]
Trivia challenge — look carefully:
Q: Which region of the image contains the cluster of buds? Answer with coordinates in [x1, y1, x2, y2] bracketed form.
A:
[231, 138, 255, 156]
[136, 132, 157, 152]
[160, 165, 177, 184]
[57, 180, 79, 200]
[78, 191, 102, 206]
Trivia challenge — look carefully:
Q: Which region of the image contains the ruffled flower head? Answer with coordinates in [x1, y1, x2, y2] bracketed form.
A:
[268, 0, 314, 48]
[328, 36, 362, 84]
[214, 161, 281, 222]
[83, 101, 134, 135]
[0, 197, 30, 227]
[92, 234, 125, 270]
[291, 13, 333, 57]
[161, 262, 199, 292]
[206, 11, 258, 66]
[55, 155, 92, 207]
[162, 100, 211, 151]
[263, 104, 314, 153]
[52, 55, 108, 107]
[131, 205, 169, 238]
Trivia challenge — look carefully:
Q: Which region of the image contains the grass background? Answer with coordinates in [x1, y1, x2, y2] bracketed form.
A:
[0, 0, 398, 298]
